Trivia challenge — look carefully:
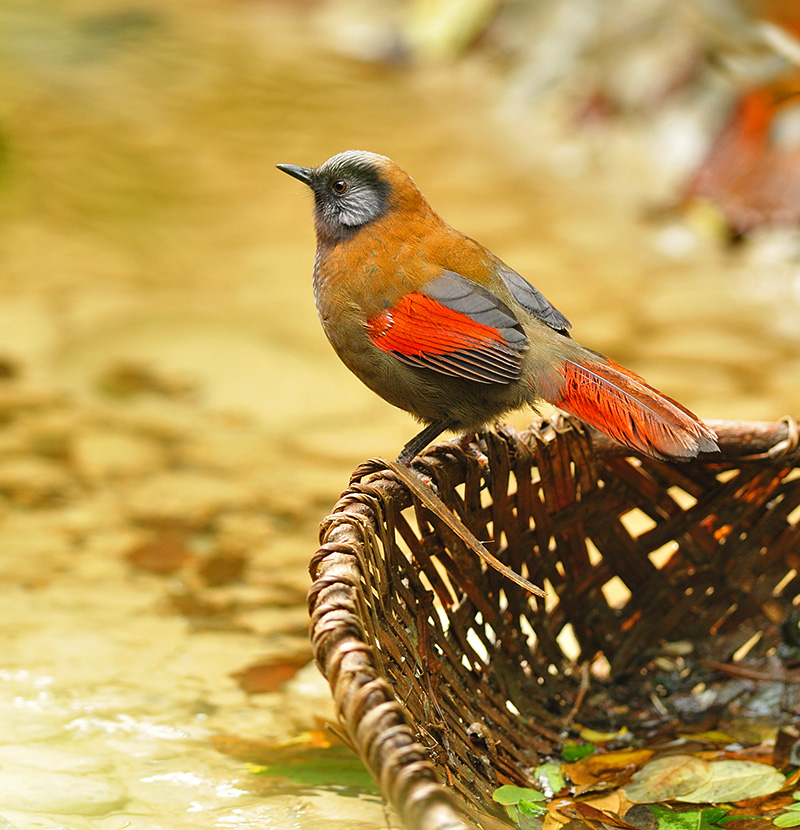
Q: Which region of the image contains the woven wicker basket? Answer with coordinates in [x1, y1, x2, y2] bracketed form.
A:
[308, 416, 800, 830]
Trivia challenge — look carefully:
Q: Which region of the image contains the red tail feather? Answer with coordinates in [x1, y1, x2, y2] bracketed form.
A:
[552, 358, 718, 460]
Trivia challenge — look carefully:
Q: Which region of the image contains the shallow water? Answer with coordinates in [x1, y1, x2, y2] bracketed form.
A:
[0, 1, 798, 828]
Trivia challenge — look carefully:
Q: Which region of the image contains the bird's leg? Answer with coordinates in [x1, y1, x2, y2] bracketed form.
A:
[396, 419, 454, 465]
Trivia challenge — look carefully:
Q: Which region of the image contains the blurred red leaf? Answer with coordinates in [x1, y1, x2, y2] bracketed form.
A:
[231, 652, 313, 694]
[126, 533, 192, 573]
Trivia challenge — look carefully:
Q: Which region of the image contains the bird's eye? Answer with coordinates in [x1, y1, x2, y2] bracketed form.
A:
[332, 180, 348, 195]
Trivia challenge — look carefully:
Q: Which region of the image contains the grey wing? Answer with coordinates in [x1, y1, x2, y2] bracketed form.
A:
[498, 266, 571, 334]
[422, 270, 528, 348]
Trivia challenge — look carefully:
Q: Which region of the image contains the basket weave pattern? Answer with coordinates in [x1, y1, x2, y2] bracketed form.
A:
[308, 417, 800, 830]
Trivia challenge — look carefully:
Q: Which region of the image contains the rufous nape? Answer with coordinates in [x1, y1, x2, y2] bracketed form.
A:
[278, 151, 718, 464]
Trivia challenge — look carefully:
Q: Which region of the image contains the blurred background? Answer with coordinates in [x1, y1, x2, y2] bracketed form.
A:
[0, 0, 799, 827]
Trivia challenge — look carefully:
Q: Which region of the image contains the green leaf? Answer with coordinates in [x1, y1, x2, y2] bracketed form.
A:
[501, 802, 544, 830]
[700, 808, 731, 826]
[248, 744, 378, 793]
[518, 806, 545, 829]
[535, 762, 567, 795]
[649, 804, 705, 830]
[563, 742, 596, 762]
[492, 785, 546, 806]
[518, 800, 548, 817]
[648, 804, 734, 830]
[773, 814, 800, 828]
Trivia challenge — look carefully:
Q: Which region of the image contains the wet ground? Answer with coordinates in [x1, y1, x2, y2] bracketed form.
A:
[0, 0, 799, 827]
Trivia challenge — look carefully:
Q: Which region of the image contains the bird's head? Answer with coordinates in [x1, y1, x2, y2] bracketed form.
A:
[278, 150, 425, 242]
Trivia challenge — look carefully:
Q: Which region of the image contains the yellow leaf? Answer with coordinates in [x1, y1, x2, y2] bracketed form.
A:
[676, 730, 738, 744]
[543, 810, 569, 830]
[580, 726, 630, 744]
[580, 791, 623, 814]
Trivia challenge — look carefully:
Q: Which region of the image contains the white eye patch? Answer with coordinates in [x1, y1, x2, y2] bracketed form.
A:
[331, 182, 386, 227]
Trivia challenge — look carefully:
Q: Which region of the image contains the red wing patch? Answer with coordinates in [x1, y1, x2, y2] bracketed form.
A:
[367, 293, 524, 385]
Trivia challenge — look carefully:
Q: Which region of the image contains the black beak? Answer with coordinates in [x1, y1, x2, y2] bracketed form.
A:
[277, 163, 314, 186]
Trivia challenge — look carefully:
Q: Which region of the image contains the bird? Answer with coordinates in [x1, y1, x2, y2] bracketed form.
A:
[278, 150, 718, 464]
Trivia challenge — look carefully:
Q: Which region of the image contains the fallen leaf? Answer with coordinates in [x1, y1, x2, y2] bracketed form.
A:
[581, 791, 626, 816]
[568, 749, 654, 789]
[493, 785, 548, 829]
[199, 551, 246, 586]
[720, 819, 773, 830]
[543, 812, 569, 830]
[560, 800, 639, 829]
[213, 734, 377, 792]
[677, 731, 741, 746]
[731, 790, 795, 813]
[580, 727, 631, 744]
[781, 771, 800, 793]
[231, 652, 314, 694]
[211, 730, 334, 764]
[516, 801, 548, 827]
[537, 762, 568, 796]
[565, 742, 598, 762]
[675, 760, 784, 804]
[648, 804, 732, 830]
[493, 785, 547, 806]
[249, 742, 379, 791]
[126, 534, 192, 573]
[623, 756, 713, 804]
[718, 745, 778, 765]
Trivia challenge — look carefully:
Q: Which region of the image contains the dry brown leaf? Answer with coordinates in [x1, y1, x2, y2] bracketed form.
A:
[560, 799, 639, 830]
[126, 533, 193, 573]
[212, 730, 334, 764]
[199, 551, 246, 586]
[579, 792, 625, 816]
[568, 748, 654, 791]
[544, 808, 571, 830]
[231, 652, 314, 694]
[725, 819, 785, 830]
